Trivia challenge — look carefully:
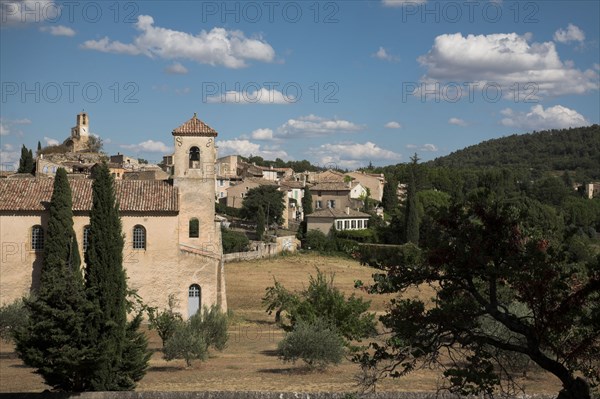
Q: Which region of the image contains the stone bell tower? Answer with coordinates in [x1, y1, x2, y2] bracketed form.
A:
[70, 112, 90, 152]
[172, 113, 220, 253]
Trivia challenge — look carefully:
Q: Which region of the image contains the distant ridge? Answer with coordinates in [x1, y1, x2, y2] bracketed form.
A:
[429, 125, 600, 178]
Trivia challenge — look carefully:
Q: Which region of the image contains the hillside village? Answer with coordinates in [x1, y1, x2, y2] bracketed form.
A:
[1, 114, 599, 398]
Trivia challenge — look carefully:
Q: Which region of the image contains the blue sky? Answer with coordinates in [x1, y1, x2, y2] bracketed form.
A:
[1, 0, 599, 170]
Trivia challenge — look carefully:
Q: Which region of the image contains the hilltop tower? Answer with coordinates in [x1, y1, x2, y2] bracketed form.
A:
[69, 112, 90, 152]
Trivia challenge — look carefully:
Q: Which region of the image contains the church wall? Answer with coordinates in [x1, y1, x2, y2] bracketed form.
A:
[0, 211, 220, 318]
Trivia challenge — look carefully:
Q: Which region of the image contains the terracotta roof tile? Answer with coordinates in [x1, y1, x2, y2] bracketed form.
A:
[311, 182, 355, 191]
[0, 179, 178, 212]
[172, 113, 218, 137]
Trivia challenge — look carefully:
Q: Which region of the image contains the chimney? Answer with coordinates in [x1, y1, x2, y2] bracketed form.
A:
[345, 206, 350, 215]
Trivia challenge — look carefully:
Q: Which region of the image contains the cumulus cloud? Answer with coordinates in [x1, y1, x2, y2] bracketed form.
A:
[448, 117, 467, 126]
[217, 139, 288, 159]
[81, 15, 276, 69]
[1, 0, 59, 25]
[277, 115, 364, 138]
[554, 24, 585, 43]
[121, 140, 172, 153]
[40, 25, 76, 37]
[500, 104, 589, 130]
[373, 47, 399, 62]
[44, 137, 59, 146]
[164, 62, 188, 75]
[382, 0, 427, 7]
[420, 144, 438, 152]
[251, 128, 274, 140]
[312, 141, 401, 169]
[0, 148, 20, 170]
[384, 121, 402, 129]
[206, 88, 293, 104]
[417, 32, 598, 97]
[0, 118, 31, 136]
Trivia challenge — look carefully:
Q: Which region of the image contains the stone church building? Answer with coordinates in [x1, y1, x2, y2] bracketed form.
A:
[0, 114, 226, 318]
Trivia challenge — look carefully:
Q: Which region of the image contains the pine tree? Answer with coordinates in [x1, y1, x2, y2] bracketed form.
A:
[18, 145, 34, 174]
[405, 154, 420, 244]
[84, 163, 148, 390]
[15, 168, 93, 391]
[256, 206, 266, 241]
[382, 176, 399, 211]
[37, 141, 42, 153]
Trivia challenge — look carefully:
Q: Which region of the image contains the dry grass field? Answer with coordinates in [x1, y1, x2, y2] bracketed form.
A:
[0, 253, 562, 394]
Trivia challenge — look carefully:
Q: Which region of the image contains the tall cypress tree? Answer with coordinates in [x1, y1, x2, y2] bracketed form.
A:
[382, 176, 399, 211]
[18, 144, 34, 174]
[404, 154, 420, 244]
[256, 206, 266, 241]
[15, 168, 92, 391]
[298, 186, 313, 239]
[84, 163, 148, 390]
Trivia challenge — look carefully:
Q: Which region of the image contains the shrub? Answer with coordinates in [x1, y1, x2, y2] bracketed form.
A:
[163, 323, 207, 367]
[147, 294, 183, 348]
[163, 305, 229, 367]
[0, 298, 28, 342]
[304, 229, 328, 251]
[278, 317, 345, 370]
[190, 305, 229, 351]
[221, 227, 250, 254]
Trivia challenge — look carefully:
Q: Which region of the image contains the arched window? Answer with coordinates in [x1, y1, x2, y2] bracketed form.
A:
[83, 225, 91, 252]
[31, 225, 44, 251]
[189, 218, 199, 238]
[133, 225, 146, 249]
[188, 284, 201, 317]
[189, 146, 200, 169]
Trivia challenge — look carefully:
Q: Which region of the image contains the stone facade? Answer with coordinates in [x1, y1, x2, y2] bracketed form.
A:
[0, 114, 226, 318]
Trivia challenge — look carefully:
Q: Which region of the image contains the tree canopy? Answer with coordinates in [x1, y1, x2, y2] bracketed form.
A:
[357, 192, 599, 399]
[240, 185, 285, 226]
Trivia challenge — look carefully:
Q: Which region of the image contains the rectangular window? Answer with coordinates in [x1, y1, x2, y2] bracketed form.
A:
[351, 220, 356, 229]
[31, 226, 44, 251]
[316, 200, 322, 209]
[336, 221, 343, 230]
[357, 220, 363, 229]
[344, 220, 349, 229]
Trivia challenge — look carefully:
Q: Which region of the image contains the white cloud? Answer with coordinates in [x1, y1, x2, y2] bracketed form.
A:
[217, 139, 288, 159]
[277, 115, 364, 138]
[40, 25, 76, 37]
[0, 123, 9, 136]
[373, 47, 399, 62]
[417, 32, 598, 97]
[164, 62, 188, 75]
[312, 141, 401, 169]
[0, 118, 31, 136]
[500, 105, 589, 130]
[206, 88, 293, 104]
[81, 15, 276, 69]
[44, 136, 59, 146]
[420, 144, 438, 152]
[384, 121, 402, 129]
[406, 144, 417, 149]
[251, 128, 274, 140]
[0, 0, 59, 25]
[121, 140, 172, 153]
[448, 117, 467, 126]
[3, 144, 14, 151]
[554, 24, 585, 43]
[0, 149, 19, 171]
[382, 0, 427, 7]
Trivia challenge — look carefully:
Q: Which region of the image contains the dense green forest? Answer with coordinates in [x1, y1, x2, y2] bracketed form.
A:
[428, 125, 600, 179]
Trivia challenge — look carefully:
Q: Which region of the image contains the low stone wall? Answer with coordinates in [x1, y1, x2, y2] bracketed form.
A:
[223, 235, 299, 263]
[0, 392, 558, 399]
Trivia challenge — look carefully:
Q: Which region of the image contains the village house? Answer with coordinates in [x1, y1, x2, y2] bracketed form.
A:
[305, 207, 370, 235]
[311, 181, 366, 211]
[0, 113, 226, 318]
